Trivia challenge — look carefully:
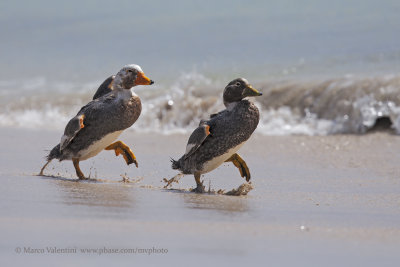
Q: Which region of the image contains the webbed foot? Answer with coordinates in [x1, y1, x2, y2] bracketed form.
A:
[191, 172, 205, 193]
[191, 183, 206, 193]
[225, 153, 251, 181]
[105, 141, 138, 167]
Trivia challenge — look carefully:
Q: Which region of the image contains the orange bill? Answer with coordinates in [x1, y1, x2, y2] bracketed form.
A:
[135, 72, 154, 85]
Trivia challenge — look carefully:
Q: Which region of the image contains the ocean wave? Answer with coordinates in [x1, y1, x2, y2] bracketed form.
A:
[258, 75, 400, 134]
[1, 73, 400, 135]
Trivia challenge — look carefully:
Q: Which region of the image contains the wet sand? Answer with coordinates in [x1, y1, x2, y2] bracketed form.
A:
[1, 127, 400, 266]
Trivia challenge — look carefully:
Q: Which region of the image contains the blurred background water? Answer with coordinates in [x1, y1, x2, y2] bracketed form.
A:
[1, 0, 400, 134]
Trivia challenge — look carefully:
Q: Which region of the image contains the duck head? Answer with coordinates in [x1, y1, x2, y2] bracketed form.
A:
[223, 78, 262, 107]
[114, 64, 154, 90]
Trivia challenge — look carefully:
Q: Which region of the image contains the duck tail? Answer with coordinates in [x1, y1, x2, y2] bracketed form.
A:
[170, 157, 181, 170]
[47, 144, 62, 161]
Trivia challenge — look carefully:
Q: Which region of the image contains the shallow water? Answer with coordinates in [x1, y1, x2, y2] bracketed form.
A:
[1, 128, 399, 266]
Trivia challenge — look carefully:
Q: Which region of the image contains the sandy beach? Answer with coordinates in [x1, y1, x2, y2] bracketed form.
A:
[0, 127, 399, 266]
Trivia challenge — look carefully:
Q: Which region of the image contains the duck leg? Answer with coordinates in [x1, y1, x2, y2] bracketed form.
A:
[192, 172, 205, 193]
[105, 141, 138, 167]
[225, 153, 251, 181]
[72, 158, 86, 179]
[39, 160, 52, 176]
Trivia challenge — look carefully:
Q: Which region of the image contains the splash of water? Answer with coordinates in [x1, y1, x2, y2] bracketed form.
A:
[1, 73, 400, 135]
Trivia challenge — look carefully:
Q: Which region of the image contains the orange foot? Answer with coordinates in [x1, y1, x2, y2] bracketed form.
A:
[105, 141, 138, 167]
[225, 153, 251, 181]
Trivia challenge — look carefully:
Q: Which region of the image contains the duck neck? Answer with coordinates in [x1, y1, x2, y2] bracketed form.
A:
[113, 83, 124, 91]
[224, 101, 239, 111]
[113, 85, 133, 101]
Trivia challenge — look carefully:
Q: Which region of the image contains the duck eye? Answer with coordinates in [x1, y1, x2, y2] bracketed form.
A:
[235, 82, 241, 86]
[127, 69, 133, 73]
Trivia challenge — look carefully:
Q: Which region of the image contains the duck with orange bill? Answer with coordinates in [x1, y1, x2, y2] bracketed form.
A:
[40, 64, 154, 179]
[171, 78, 262, 193]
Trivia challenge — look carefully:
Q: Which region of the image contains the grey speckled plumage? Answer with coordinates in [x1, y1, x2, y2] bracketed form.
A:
[172, 99, 259, 173]
[92, 75, 115, 100]
[47, 90, 142, 161]
[171, 78, 262, 192]
[40, 64, 154, 179]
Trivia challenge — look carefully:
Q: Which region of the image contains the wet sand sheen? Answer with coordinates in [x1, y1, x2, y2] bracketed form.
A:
[0, 127, 400, 266]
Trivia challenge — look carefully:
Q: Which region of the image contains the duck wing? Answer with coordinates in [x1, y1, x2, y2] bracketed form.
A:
[59, 93, 116, 152]
[93, 75, 115, 100]
[59, 114, 86, 151]
[183, 123, 211, 159]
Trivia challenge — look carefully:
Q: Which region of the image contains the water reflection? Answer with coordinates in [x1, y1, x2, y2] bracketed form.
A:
[180, 192, 250, 214]
[47, 177, 136, 210]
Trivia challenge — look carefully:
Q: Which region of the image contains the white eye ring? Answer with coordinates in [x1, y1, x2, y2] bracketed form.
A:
[235, 82, 241, 86]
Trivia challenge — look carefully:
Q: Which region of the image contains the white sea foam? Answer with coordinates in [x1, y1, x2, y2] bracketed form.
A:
[1, 73, 400, 135]
[0, 108, 70, 129]
[256, 106, 333, 136]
